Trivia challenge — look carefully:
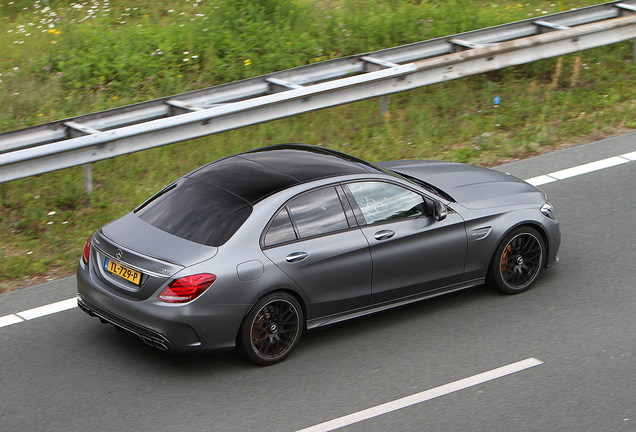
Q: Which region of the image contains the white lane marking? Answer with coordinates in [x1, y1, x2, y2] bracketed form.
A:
[524, 152, 634, 186]
[550, 156, 629, 180]
[526, 175, 557, 187]
[0, 314, 25, 328]
[2, 147, 636, 327]
[295, 358, 544, 432]
[0, 298, 77, 327]
[15, 298, 77, 320]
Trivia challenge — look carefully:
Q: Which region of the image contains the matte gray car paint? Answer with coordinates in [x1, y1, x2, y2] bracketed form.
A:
[263, 227, 373, 318]
[77, 146, 560, 354]
[360, 211, 467, 304]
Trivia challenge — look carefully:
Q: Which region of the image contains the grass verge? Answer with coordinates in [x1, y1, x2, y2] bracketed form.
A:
[1, 0, 635, 291]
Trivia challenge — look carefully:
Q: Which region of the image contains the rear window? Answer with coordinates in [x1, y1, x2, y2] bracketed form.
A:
[135, 178, 252, 247]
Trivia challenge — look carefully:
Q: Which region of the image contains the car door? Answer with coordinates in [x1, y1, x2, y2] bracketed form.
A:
[344, 181, 467, 304]
[261, 185, 372, 319]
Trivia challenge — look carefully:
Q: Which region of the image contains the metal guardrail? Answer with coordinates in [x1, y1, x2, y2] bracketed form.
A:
[1, 1, 636, 184]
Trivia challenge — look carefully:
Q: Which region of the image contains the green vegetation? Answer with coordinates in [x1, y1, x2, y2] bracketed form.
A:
[1, 0, 635, 291]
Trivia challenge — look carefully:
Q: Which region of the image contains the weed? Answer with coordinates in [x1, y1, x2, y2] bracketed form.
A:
[52, 181, 84, 210]
[15, 206, 47, 239]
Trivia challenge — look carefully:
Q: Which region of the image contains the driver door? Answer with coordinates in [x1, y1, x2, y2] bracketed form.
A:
[344, 181, 467, 304]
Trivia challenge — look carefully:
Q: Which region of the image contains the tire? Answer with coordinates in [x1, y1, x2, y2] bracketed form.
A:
[237, 292, 303, 366]
[487, 227, 545, 294]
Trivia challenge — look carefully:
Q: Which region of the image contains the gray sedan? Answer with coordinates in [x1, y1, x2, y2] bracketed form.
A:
[77, 144, 560, 365]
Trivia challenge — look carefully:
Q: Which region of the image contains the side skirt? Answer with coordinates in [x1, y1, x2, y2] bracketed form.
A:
[306, 278, 484, 330]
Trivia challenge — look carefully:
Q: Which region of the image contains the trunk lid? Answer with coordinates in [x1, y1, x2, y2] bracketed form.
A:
[91, 212, 217, 300]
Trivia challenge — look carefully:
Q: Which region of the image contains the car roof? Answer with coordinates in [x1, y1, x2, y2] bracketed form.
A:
[186, 144, 381, 204]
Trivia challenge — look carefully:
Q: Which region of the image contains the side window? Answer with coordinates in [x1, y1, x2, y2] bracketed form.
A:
[264, 208, 297, 247]
[346, 181, 428, 225]
[288, 187, 349, 238]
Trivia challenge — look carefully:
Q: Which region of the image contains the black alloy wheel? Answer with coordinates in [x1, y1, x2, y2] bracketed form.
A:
[238, 292, 303, 365]
[488, 227, 545, 294]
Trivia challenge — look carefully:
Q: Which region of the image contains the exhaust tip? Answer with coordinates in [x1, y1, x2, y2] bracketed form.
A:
[138, 335, 171, 351]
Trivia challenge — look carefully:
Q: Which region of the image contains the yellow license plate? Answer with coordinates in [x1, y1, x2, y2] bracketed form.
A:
[104, 258, 142, 286]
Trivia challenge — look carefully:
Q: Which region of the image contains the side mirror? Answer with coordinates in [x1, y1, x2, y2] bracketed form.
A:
[433, 200, 447, 221]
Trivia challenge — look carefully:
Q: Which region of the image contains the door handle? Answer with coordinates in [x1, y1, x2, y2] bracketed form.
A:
[285, 252, 308, 263]
[374, 230, 395, 241]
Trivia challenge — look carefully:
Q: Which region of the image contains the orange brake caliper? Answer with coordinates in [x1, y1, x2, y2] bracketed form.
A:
[501, 244, 512, 273]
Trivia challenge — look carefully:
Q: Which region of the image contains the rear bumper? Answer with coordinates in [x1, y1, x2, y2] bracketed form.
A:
[76, 263, 249, 353]
[77, 294, 179, 352]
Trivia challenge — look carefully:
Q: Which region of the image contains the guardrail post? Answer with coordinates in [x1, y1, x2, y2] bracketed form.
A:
[83, 164, 93, 194]
[380, 95, 389, 117]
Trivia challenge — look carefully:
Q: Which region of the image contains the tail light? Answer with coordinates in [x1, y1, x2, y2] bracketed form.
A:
[82, 235, 93, 265]
[158, 273, 217, 303]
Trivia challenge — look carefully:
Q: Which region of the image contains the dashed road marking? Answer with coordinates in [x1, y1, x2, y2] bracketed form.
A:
[0, 314, 24, 328]
[0, 298, 76, 328]
[16, 298, 77, 320]
[526, 152, 634, 186]
[295, 358, 544, 432]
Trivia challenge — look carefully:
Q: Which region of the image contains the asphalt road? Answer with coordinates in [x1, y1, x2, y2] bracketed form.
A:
[1, 133, 635, 432]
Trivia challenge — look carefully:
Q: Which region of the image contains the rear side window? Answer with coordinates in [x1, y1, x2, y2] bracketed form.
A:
[263, 186, 350, 247]
[136, 178, 252, 247]
[264, 208, 297, 247]
[288, 187, 349, 238]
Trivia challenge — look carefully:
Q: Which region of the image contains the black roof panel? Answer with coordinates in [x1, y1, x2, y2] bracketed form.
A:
[241, 148, 371, 182]
[186, 144, 379, 203]
[187, 156, 299, 204]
